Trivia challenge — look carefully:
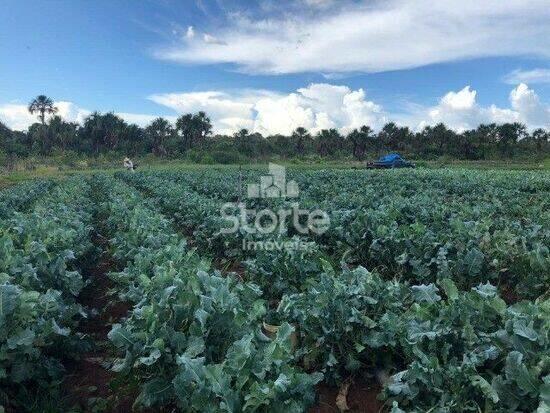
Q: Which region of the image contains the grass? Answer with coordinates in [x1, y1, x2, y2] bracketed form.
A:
[1, 157, 548, 189]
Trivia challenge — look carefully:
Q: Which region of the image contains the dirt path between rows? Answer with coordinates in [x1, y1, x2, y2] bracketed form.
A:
[311, 380, 384, 413]
[62, 197, 135, 412]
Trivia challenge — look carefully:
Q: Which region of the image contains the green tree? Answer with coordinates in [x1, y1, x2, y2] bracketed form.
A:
[0, 121, 28, 158]
[348, 125, 376, 160]
[414, 123, 457, 157]
[47, 115, 78, 151]
[145, 117, 173, 156]
[291, 127, 311, 156]
[120, 123, 145, 156]
[497, 123, 527, 157]
[176, 112, 212, 152]
[473, 123, 499, 159]
[379, 122, 397, 150]
[531, 128, 549, 152]
[28, 95, 57, 125]
[315, 129, 342, 157]
[267, 134, 293, 157]
[79, 112, 126, 154]
[378, 122, 412, 151]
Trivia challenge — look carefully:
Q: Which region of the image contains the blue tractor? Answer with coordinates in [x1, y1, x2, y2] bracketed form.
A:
[366, 153, 415, 169]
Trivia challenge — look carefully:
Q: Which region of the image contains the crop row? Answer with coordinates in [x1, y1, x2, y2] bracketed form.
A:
[1, 170, 548, 412]
[137, 169, 550, 299]
[0, 178, 95, 410]
[96, 175, 321, 412]
[116, 171, 550, 412]
[0, 179, 55, 221]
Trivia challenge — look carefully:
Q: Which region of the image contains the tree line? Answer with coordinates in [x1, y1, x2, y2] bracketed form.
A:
[0, 95, 548, 164]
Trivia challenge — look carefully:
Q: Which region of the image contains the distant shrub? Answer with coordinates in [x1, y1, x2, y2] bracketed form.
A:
[200, 154, 215, 164]
[211, 150, 243, 164]
[185, 149, 203, 163]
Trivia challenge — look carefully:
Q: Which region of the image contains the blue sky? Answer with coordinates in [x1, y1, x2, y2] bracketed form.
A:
[1, 0, 549, 133]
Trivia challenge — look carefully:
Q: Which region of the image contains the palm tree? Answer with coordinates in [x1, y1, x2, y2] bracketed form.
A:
[291, 127, 311, 156]
[146, 117, 172, 156]
[28, 95, 58, 125]
[316, 129, 341, 157]
[176, 112, 213, 151]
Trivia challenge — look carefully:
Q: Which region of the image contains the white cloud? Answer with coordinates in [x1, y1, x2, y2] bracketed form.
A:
[55, 101, 91, 124]
[203, 33, 227, 45]
[149, 83, 386, 135]
[302, 0, 335, 8]
[149, 89, 271, 134]
[409, 84, 549, 131]
[116, 112, 177, 127]
[155, 0, 550, 74]
[509, 83, 550, 126]
[2, 84, 547, 135]
[504, 68, 550, 85]
[0, 100, 169, 131]
[186, 26, 195, 39]
[0, 101, 90, 131]
[0, 104, 37, 131]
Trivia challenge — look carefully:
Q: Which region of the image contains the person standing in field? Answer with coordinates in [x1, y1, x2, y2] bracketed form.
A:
[123, 157, 136, 172]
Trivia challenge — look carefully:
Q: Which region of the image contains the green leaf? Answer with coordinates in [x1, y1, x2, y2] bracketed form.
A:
[464, 247, 484, 276]
[505, 351, 540, 395]
[139, 348, 161, 366]
[540, 375, 550, 404]
[274, 373, 291, 391]
[108, 324, 133, 348]
[390, 401, 406, 413]
[471, 375, 499, 403]
[225, 335, 253, 373]
[195, 308, 209, 329]
[438, 278, 458, 301]
[411, 284, 441, 304]
[136, 378, 173, 408]
[52, 319, 70, 336]
[185, 336, 205, 358]
[512, 320, 538, 341]
[275, 322, 294, 343]
[7, 329, 35, 349]
[0, 284, 19, 324]
[473, 282, 497, 298]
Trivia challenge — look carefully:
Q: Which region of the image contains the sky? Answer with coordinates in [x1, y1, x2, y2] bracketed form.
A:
[1, 0, 549, 134]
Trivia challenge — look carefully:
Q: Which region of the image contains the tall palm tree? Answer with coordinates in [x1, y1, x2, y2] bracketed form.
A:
[291, 127, 311, 156]
[146, 117, 172, 156]
[28, 95, 57, 125]
[176, 112, 212, 151]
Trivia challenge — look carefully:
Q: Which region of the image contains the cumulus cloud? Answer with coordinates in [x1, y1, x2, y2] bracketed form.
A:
[0, 104, 37, 131]
[509, 83, 550, 127]
[410, 84, 549, 131]
[117, 112, 177, 127]
[2, 84, 547, 135]
[185, 26, 195, 39]
[0, 100, 170, 131]
[155, 0, 550, 74]
[0, 101, 90, 131]
[55, 101, 91, 124]
[148, 90, 264, 134]
[149, 83, 386, 135]
[504, 68, 550, 85]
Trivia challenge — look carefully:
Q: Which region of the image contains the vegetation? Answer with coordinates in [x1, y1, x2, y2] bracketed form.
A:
[0, 95, 548, 170]
[1, 167, 547, 412]
[28, 95, 58, 125]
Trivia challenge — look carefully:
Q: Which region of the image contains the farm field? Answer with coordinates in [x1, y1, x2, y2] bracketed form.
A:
[0, 167, 549, 413]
